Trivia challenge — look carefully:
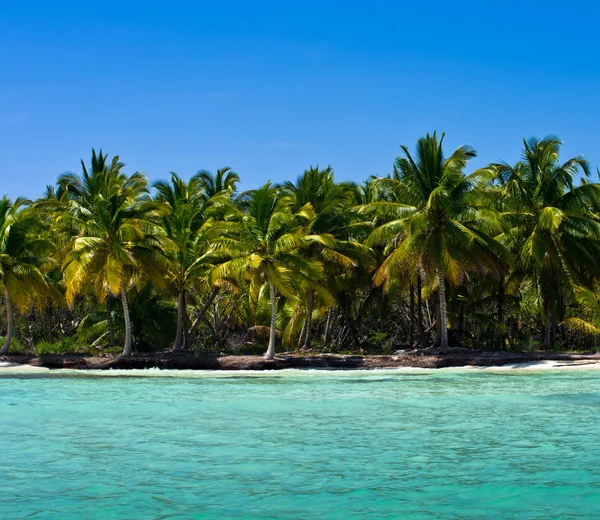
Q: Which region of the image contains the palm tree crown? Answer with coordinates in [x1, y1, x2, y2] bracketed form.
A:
[57, 149, 166, 355]
[367, 132, 508, 348]
[492, 136, 600, 348]
[0, 198, 53, 354]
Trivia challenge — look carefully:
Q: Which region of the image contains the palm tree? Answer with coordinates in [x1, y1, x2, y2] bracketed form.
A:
[211, 183, 323, 359]
[196, 167, 240, 198]
[153, 171, 232, 350]
[366, 132, 508, 349]
[282, 166, 358, 349]
[0, 198, 53, 354]
[491, 136, 600, 348]
[56, 149, 167, 356]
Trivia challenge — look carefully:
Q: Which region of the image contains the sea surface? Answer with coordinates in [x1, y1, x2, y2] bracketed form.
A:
[1, 367, 600, 519]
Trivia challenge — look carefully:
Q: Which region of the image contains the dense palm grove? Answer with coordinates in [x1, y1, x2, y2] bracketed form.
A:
[2, 133, 600, 358]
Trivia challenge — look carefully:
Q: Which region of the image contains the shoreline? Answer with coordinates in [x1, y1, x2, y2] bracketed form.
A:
[2, 349, 600, 372]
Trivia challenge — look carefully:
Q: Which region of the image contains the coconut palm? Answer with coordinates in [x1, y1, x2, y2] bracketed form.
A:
[282, 166, 358, 349]
[153, 171, 232, 350]
[366, 132, 508, 349]
[211, 183, 324, 359]
[196, 167, 240, 198]
[491, 136, 600, 348]
[0, 198, 54, 354]
[57, 149, 167, 356]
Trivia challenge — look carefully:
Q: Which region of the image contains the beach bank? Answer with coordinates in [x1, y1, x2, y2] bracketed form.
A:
[2, 349, 600, 371]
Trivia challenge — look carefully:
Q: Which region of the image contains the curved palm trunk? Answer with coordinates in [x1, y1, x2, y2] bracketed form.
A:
[302, 288, 314, 350]
[438, 268, 449, 349]
[264, 282, 277, 360]
[0, 289, 13, 355]
[174, 287, 185, 351]
[106, 296, 115, 346]
[120, 283, 133, 356]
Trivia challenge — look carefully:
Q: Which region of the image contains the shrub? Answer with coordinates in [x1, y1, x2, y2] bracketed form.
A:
[0, 336, 29, 354]
[35, 338, 78, 355]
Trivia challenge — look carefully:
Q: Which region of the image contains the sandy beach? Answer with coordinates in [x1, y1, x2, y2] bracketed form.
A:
[2, 356, 600, 373]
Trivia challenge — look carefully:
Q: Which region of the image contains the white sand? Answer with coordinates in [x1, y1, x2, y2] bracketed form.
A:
[1, 359, 600, 374]
[0, 362, 49, 372]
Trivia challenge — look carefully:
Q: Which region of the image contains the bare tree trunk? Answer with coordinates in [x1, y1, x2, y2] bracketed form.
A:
[543, 265, 554, 350]
[264, 282, 277, 360]
[106, 296, 115, 346]
[189, 287, 219, 336]
[417, 274, 425, 347]
[298, 319, 307, 349]
[120, 283, 133, 356]
[378, 286, 385, 332]
[408, 282, 415, 347]
[438, 268, 449, 349]
[543, 296, 552, 350]
[182, 292, 190, 350]
[302, 288, 314, 350]
[497, 278, 504, 349]
[551, 304, 557, 350]
[174, 287, 185, 351]
[0, 289, 13, 355]
[339, 294, 359, 348]
[323, 308, 333, 349]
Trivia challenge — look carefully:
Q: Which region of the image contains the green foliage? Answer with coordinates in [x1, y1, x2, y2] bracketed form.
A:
[2, 134, 600, 357]
[35, 338, 78, 355]
[0, 336, 28, 354]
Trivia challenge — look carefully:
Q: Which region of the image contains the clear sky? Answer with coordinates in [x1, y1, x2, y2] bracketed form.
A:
[2, 0, 599, 197]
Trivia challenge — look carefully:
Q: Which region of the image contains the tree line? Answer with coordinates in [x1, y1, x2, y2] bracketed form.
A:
[1, 133, 600, 359]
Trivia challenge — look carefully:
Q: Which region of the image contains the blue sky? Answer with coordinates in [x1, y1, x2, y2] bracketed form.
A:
[1, 0, 599, 197]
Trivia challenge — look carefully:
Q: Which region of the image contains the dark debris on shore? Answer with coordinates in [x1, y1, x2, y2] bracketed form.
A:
[2, 348, 600, 371]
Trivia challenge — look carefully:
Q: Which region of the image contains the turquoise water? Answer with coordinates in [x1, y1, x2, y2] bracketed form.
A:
[2, 368, 600, 519]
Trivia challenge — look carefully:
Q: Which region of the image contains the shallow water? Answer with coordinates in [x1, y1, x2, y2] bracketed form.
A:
[2, 368, 600, 519]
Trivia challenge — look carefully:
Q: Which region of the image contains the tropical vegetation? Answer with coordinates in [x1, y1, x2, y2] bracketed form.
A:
[3, 134, 600, 358]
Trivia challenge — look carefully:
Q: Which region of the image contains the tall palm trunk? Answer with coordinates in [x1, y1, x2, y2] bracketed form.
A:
[551, 304, 558, 350]
[408, 282, 415, 347]
[298, 320, 307, 349]
[543, 297, 552, 350]
[417, 274, 425, 347]
[323, 308, 333, 349]
[438, 268, 449, 349]
[182, 297, 190, 350]
[0, 289, 13, 355]
[497, 278, 504, 349]
[302, 288, 314, 350]
[378, 286, 385, 332]
[106, 296, 115, 346]
[264, 282, 277, 360]
[174, 287, 185, 351]
[542, 263, 554, 350]
[120, 283, 133, 356]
